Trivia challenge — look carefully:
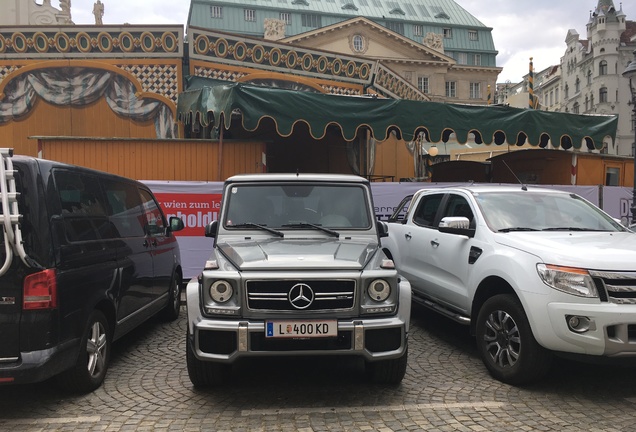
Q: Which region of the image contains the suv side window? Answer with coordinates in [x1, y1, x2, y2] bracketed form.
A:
[412, 193, 443, 227]
[102, 179, 145, 238]
[53, 170, 112, 241]
[139, 188, 166, 235]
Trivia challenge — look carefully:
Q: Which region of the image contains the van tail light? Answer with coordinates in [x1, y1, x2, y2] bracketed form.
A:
[23, 269, 57, 310]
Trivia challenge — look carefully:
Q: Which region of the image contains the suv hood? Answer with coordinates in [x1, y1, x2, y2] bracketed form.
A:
[217, 237, 378, 270]
[496, 231, 636, 269]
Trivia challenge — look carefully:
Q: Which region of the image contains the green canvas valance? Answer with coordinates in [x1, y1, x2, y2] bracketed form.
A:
[177, 82, 618, 150]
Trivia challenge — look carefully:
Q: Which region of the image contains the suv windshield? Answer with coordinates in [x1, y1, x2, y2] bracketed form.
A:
[224, 183, 371, 230]
[474, 191, 625, 233]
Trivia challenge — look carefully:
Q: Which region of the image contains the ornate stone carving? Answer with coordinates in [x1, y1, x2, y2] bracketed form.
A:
[264, 19, 286, 41]
[423, 32, 444, 53]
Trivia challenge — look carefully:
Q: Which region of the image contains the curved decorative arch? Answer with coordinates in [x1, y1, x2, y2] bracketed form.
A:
[0, 63, 176, 138]
[0, 60, 176, 117]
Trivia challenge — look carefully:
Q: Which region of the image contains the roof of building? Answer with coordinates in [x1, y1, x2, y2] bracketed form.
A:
[189, 0, 490, 28]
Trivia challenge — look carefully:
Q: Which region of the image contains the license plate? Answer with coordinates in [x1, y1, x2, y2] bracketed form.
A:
[265, 320, 337, 338]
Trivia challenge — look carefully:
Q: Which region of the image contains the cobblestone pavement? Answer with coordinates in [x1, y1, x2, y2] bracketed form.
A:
[1, 304, 635, 431]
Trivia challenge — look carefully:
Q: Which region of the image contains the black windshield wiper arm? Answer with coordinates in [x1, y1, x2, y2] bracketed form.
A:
[542, 227, 605, 232]
[498, 227, 539, 233]
[281, 222, 340, 238]
[229, 223, 284, 237]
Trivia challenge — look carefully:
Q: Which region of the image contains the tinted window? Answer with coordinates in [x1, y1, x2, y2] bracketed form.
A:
[101, 179, 145, 238]
[139, 188, 166, 235]
[412, 194, 443, 227]
[53, 170, 114, 241]
[441, 194, 474, 227]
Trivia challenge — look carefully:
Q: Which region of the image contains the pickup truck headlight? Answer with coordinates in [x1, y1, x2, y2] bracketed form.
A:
[537, 264, 598, 298]
[210, 280, 234, 303]
[368, 279, 391, 302]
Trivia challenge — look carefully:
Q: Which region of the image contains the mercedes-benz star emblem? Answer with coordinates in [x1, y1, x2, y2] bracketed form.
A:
[288, 283, 314, 310]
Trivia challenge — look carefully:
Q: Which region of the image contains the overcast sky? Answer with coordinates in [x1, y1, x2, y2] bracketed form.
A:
[68, 0, 636, 83]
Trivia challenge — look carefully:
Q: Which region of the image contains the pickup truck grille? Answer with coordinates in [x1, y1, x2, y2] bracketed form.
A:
[246, 280, 355, 311]
[590, 270, 636, 304]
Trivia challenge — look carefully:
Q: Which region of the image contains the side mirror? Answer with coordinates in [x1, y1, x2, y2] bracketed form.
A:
[205, 220, 218, 238]
[169, 216, 184, 232]
[376, 220, 388, 238]
[438, 216, 475, 238]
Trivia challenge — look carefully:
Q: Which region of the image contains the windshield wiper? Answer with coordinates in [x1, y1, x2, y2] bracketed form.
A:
[229, 223, 284, 237]
[541, 227, 607, 232]
[498, 227, 539, 233]
[281, 222, 340, 238]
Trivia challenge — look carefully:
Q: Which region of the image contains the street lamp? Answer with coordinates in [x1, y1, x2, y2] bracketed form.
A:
[622, 49, 636, 225]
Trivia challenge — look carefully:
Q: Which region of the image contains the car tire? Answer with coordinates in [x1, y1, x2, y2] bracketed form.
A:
[366, 346, 408, 385]
[186, 330, 230, 387]
[56, 310, 111, 394]
[475, 294, 552, 385]
[160, 274, 181, 322]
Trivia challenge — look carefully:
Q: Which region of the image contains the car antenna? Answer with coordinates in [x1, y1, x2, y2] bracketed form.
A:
[502, 160, 527, 191]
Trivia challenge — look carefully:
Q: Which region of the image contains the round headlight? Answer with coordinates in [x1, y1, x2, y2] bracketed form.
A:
[368, 279, 391, 302]
[210, 280, 233, 303]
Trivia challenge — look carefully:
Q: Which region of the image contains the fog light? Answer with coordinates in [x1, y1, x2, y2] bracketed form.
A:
[567, 315, 591, 333]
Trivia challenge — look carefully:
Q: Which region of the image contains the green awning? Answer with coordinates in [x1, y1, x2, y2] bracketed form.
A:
[177, 82, 618, 150]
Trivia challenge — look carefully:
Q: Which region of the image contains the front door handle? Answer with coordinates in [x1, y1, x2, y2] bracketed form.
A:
[405, 233, 412, 240]
[431, 240, 439, 248]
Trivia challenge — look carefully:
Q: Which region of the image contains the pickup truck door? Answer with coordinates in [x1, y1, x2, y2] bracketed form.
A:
[405, 193, 474, 313]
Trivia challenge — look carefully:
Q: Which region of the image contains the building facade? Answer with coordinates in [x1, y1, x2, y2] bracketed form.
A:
[561, 0, 635, 156]
[187, 0, 501, 105]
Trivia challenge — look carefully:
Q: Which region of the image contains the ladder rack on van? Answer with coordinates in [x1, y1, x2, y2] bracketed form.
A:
[0, 148, 30, 276]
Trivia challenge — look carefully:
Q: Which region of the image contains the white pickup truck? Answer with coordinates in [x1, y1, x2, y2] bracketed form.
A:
[381, 184, 636, 384]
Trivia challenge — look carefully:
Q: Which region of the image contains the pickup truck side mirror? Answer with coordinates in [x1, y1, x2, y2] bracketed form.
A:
[438, 216, 475, 238]
[205, 220, 218, 238]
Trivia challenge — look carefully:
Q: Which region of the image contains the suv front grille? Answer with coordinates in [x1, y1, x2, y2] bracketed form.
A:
[246, 279, 355, 311]
[590, 270, 636, 304]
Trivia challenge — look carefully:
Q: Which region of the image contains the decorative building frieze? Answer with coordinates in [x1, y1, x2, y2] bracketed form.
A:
[0, 26, 183, 59]
[373, 64, 428, 101]
[189, 27, 375, 86]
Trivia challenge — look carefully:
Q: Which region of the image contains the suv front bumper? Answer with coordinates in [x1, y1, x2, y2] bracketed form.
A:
[189, 316, 408, 363]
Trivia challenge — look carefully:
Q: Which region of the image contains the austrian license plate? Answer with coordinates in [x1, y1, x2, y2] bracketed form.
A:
[266, 320, 337, 338]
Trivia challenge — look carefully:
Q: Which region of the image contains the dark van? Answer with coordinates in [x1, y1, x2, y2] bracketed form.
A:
[0, 149, 184, 393]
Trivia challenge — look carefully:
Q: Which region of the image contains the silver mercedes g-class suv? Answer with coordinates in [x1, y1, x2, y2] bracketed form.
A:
[185, 173, 410, 386]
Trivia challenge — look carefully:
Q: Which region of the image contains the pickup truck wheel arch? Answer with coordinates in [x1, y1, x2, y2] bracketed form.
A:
[475, 294, 552, 385]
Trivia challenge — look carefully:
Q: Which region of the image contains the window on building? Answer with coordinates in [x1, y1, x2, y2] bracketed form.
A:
[587, 69, 592, 85]
[414, 25, 423, 36]
[555, 87, 559, 101]
[352, 34, 365, 52]
[575, 77, 580, 93]
[244, 9, 256, 21]
[469, 83, 481, 99]
[418, 76, 429, 94]
[280, 12, 291, 24]
[468, 30, 478, 41]
[445, 81, 456, 98]
[573, 102, 579, 114]
[210, 5, 222, 18]
[473, 54, 481, 66]
[456, 52, 467, 65]
[564, 84, 569, 99]
[549, 90, 554, 106]
[585, 95, 589, 111]
[301, 14, 322, 28]
[605, 167, 620, 186]
[599, 87, 608, 103]
[443, 28, 452, 38]
[386, 21, 405, 35]
[599, 60, 607, 75]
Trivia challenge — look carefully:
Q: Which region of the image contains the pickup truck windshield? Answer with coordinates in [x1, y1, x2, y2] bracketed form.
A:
[224, 183, 371, 229]
[474, 191, 625, 233]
